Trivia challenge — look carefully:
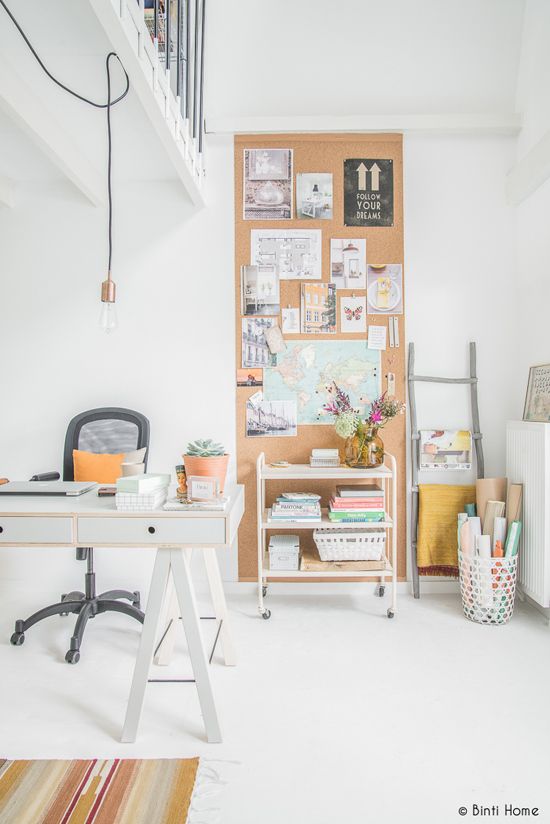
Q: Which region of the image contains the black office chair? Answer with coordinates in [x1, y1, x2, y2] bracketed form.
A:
[10, 407, 150, 664]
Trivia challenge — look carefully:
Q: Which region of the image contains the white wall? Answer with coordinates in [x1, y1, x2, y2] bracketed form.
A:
[405, 134, 519, 473]
[0, 130, 520, 594]
[0, 134, 237, 590]
[514, 0, 550, 384]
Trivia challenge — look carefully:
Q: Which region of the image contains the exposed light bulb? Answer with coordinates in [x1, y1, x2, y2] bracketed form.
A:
[99, 300, 118, 333]
[99, 274, 117, 333]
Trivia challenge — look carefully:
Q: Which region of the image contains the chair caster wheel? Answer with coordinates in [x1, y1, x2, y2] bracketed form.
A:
[387, 608, 395, 619]
[65, 650, 80, 664]
[261, 609, 271, 620]
[132, 591, 141, 609]
[376, 585, 385, 597]
[262, 586, 268, 597]
[10, 632, 25, 646]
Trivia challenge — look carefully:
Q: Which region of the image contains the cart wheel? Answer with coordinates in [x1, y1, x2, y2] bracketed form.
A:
[10, 632, 25, 646]
[387, 608, 395, 619]
[261, 609, 271, 620]
[376, 585, 385, 598]
[262, 586, 268, 597]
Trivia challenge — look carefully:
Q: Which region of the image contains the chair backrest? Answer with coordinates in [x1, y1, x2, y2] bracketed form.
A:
[63, 408, 150, 481]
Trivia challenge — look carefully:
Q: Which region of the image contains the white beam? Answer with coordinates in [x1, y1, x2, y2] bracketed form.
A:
[206, 113, 522, 137]
[0, 174, 15, 208]
[506, 130, 550, 206]
[88, 0, 204, 207]
[0, 55, 104, 206]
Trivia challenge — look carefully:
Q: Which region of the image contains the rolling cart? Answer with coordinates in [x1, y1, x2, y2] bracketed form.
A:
[256, 451, 398, 619]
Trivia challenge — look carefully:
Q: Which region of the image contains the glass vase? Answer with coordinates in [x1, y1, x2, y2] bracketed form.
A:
[344, 427, 384, 468]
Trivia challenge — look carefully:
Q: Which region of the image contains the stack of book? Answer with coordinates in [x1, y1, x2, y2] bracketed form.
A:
[115, 473, 171, 511]
[328, 484, 385, 523]
[309, 448, 340, 468]
[268, 492, 321, 523]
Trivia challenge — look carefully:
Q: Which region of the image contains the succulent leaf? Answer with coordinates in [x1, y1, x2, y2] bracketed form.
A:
[186, 438, 225, 457]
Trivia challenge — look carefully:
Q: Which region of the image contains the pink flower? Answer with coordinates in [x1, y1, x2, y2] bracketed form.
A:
[370, 410, 383, 424]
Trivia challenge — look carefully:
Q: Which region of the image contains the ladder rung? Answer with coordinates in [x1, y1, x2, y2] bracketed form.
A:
[409, 376, 477, 385]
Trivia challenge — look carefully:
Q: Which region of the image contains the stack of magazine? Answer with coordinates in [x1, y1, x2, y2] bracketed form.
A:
[269, 493, 321, 523]
[328, 484, 385, 523]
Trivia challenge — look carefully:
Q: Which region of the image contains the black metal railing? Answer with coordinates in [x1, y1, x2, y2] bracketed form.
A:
[142, 0, 205, 153]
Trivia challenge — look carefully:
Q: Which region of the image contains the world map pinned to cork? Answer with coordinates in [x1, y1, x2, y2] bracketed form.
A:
[263, 341, 381, 425]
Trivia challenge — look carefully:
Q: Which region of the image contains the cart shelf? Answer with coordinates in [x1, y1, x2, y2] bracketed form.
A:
[263, 508, 393, 530]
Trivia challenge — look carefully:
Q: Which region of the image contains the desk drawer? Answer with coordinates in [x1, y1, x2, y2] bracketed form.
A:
[0, 516, 73, 544]
[77, 517, 226, 546]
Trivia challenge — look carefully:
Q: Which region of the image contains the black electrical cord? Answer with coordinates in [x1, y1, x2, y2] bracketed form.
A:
[0, 0, 130, 274]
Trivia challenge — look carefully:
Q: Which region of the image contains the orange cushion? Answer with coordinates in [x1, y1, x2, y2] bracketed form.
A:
[73, 449, 125, 484]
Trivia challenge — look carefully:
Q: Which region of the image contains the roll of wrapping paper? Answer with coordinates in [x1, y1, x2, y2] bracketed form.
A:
[458, 512, 468, 551]
[476, 478, 507, 532]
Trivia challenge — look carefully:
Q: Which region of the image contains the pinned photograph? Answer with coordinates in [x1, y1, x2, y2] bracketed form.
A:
[241, 318, 278, 368]
[340, 295, 367, 334]
[330, 239, 367, 289]
[296, 173, 333, 219]
[367, 264, 403, 314]
[251, 229, 322, 280]
[419, 430, 472, 470]
[243, 148, 292, 220]
[241, 265, 280, 316]
[246, 399, 298, 437]
[281, 307, 300, 334]
[237, 368, 263, 387]
[301, 283, 336, 335]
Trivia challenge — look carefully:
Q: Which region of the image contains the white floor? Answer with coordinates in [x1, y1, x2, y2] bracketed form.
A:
[1, 584, 549, 824]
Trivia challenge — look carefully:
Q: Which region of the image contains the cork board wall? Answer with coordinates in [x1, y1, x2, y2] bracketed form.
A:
[234, 133, 406, 581]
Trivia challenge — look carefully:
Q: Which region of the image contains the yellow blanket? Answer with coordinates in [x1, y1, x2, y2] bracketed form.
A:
[417, 484, 476, 574]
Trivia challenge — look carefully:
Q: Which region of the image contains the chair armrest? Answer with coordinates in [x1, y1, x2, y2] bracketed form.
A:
[29, 472, 61, 482]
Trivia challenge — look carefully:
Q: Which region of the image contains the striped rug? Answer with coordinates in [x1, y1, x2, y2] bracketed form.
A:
[0, 758, 199, 824]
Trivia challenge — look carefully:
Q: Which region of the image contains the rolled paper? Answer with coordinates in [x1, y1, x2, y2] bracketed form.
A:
[460, 520, 472, 555]
[469, 516, 482, 546]
[465, 503, 477, 517]
[493, 516, 507, 553]
[476, 534, 491, 559]
[476, 478, 507, 531]
[457, 512, 468, 551]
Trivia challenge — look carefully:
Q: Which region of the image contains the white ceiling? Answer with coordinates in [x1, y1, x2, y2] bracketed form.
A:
[0, 0, 528, 188]
[205, 0, 526, 120]
[0, 0, 177, 186]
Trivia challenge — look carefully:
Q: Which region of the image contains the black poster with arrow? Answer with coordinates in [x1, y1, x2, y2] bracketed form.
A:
[344, 158, 394, 227]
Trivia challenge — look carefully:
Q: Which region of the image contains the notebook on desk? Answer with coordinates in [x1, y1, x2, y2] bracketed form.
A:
[0, 481, 96, 496]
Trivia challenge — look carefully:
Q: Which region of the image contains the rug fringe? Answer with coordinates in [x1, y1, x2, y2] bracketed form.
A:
[186, 759, 237, 824]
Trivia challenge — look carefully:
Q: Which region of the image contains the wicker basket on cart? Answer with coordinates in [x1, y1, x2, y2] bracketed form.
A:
[313, 529, 386, 562]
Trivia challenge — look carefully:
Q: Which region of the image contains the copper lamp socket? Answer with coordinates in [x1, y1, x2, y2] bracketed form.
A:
[101, 277, 116, 303]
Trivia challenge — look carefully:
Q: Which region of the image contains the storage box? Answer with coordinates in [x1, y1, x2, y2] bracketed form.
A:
[268, 534, 300, 570]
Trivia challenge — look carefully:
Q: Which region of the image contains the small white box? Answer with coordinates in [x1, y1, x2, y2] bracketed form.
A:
[268, 534, 300, 570]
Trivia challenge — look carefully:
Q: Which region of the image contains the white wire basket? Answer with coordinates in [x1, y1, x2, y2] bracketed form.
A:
[458, 550, 518, 625]
[313, 529, 386, 562]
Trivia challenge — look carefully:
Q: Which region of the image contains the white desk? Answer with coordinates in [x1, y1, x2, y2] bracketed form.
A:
[0, 484, 245, 743]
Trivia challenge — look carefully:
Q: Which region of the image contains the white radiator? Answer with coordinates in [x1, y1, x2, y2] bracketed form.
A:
[506, 421, 550, 608]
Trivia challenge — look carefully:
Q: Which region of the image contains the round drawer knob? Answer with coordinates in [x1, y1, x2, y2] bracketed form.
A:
[148, 526, 156, 534]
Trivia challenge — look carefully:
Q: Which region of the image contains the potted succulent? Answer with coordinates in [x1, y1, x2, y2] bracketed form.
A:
[183, 439, 229, 492]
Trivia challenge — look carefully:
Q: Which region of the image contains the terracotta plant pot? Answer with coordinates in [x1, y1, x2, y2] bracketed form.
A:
[183, 454, 229, 493]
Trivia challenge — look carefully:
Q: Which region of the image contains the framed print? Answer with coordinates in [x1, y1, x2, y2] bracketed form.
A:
[187, 475, 220, 501]
[523, 364, 550, 422]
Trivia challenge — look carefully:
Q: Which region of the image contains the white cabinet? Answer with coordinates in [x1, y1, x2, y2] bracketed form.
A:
[506, 421, 550, 608]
